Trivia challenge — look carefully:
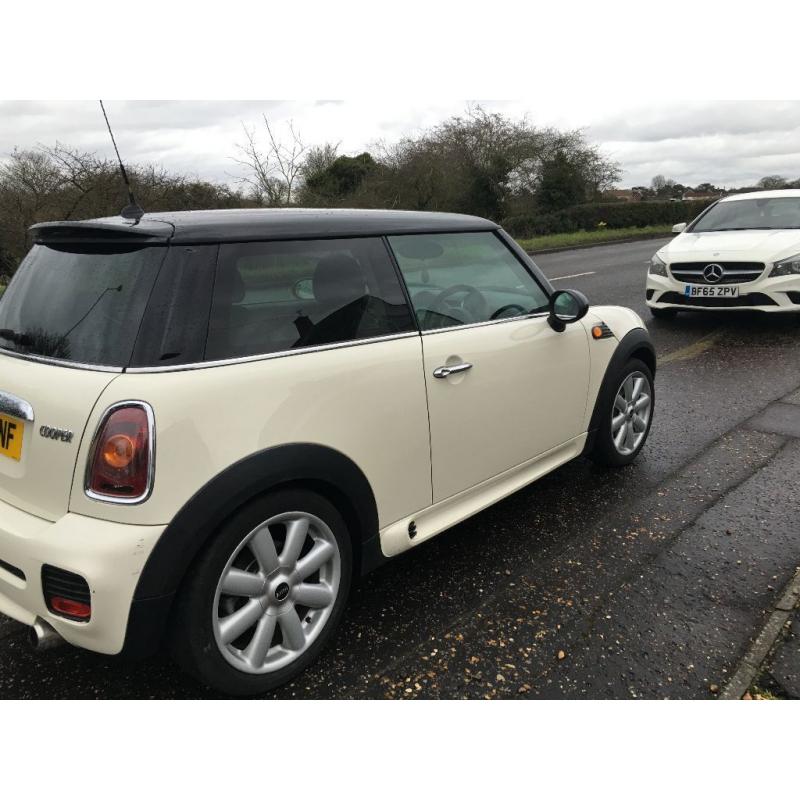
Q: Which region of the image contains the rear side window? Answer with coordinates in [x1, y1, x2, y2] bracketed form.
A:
[388, 231, 550, 330]
[0, 244, 164, 367]
[205, 238, 415, 361]
[130, 245, 218, 368]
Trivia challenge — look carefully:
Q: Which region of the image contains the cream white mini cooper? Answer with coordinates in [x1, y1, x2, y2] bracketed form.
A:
[0, 209, 655, 695]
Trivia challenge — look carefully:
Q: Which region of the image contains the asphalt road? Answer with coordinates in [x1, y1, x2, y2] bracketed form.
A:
[3, 237, 800, 699]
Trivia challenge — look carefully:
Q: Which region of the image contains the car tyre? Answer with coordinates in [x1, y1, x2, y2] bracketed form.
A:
[589, 357, 654, 467]
[169, 488, 352, 697]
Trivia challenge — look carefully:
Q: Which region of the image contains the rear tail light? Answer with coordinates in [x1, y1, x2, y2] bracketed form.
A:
[42, 565, 91, 621]
[86, 402, 154, 503]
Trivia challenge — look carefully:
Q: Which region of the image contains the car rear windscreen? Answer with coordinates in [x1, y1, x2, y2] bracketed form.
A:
[0, 243, 165, 367]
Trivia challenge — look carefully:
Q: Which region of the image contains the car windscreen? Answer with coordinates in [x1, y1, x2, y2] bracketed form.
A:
[0, 243, 165, 367]
[692, 197, 800, 232]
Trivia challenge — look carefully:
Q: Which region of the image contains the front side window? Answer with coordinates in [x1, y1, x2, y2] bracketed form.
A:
[388, 232, 549, 331]
[205, 237, 415, 361]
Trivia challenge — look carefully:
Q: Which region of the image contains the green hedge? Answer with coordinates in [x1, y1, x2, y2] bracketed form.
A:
[502, 200, 715, 238]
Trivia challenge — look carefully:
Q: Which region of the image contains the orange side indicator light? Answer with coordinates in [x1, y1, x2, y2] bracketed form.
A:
[591, 325, 605, 340]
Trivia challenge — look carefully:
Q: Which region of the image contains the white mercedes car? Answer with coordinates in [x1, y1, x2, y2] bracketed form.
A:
[646, 189, 800, 318]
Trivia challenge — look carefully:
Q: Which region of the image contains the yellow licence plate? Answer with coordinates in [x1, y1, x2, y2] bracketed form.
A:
[0, 413, 23, 461]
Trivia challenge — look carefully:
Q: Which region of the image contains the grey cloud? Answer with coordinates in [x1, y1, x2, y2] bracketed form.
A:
[2, 100, 800, 190]
[590, 101, 800, 143]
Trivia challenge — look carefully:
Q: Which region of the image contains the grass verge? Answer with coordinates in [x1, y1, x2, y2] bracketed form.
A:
[517, 225, 673, 252]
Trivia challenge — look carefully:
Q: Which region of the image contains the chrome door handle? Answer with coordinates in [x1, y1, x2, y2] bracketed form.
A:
[433, 362, 473, 379]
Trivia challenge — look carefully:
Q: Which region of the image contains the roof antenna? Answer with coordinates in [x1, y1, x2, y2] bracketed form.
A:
[99, 100, 144, 222]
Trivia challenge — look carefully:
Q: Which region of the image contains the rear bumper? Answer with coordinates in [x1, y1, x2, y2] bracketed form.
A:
[646, 272, 800, 312]
[0, 497, 165, 655]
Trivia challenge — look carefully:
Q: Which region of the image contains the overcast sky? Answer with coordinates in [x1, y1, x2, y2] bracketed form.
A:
[2, 100, 800, 190]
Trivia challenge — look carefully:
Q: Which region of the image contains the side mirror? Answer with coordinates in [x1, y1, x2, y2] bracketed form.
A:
[548, 289, 589, 332]
[672, 222, 687, 234]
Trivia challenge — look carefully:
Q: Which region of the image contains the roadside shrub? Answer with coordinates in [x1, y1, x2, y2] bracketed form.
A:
[502, 200, 715, 238]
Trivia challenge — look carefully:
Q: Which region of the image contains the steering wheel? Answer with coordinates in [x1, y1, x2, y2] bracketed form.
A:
[490, 303, 527, 321]
[431, 285, 488, 325]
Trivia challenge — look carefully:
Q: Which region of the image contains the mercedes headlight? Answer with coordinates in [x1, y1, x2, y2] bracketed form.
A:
[770, 254, 800, 277]
[649, 253, 668, 277]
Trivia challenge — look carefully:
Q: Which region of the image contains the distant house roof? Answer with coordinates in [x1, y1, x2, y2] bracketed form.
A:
[682, 190, 718, 200]
[608, 189, 638, 201]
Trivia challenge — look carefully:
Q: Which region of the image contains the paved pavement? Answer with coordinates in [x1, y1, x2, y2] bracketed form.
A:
[2, 237, 800, 698]
[756, 605, 800, 698]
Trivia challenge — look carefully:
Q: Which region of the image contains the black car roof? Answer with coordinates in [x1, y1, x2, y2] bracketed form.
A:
[30, 208, 499, 245]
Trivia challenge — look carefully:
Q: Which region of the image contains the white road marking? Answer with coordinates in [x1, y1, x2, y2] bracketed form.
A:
[549, 271, 596, 281]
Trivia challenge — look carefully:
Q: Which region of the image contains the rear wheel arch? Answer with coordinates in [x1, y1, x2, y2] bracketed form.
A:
[168, 486, 354, 695]
[132, 443, 380, 605]
[275, 477, 372, 578]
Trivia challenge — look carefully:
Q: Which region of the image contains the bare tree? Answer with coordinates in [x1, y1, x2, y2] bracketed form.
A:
[757, 175, 788, 190]
[0, 144, 249, 278]
[233, 124, 284, 205]
[363, 106, 620, 217]
[650, 174, 677, 199]
[302, 142, 340, 181]
[42, 143, 114, 219]
[233, 117, 308, 206]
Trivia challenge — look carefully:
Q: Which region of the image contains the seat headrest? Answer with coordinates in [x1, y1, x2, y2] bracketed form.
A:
[312, 254, 366, 306]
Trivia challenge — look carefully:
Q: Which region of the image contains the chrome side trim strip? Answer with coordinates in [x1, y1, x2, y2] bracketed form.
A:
[1, 315, 548, 376]
[125, 331, 421, 373]
[125, 315, 551, 374]
[0, 348, 123, 373]
[0, 391, 34, 422]
[83, 401, 156, 505]
[421, 311, 550, 336]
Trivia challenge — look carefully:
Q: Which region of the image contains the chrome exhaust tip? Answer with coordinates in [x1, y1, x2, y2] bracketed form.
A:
[29, 618, 65, 651]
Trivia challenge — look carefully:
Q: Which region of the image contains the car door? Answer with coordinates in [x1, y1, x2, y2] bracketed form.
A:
[388, 230, 590, 504]
[90, 236, 434, 531]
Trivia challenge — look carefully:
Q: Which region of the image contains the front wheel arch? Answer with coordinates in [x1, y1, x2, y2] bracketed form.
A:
[583, 328, 656, 456]
[630, 344, 656, 376]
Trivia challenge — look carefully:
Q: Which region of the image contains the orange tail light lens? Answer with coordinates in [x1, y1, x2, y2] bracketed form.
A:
[102, 434, 135, 469]
[87, 404, 153, 501]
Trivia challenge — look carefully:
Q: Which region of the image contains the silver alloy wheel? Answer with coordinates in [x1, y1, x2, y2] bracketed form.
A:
[212, 511, 341, 675]
[611, 370, 652, 456]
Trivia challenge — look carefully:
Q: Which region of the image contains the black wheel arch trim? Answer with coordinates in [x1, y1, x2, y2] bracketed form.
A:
[583, 328, 656, 453]
[132, 443, 381, 605]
